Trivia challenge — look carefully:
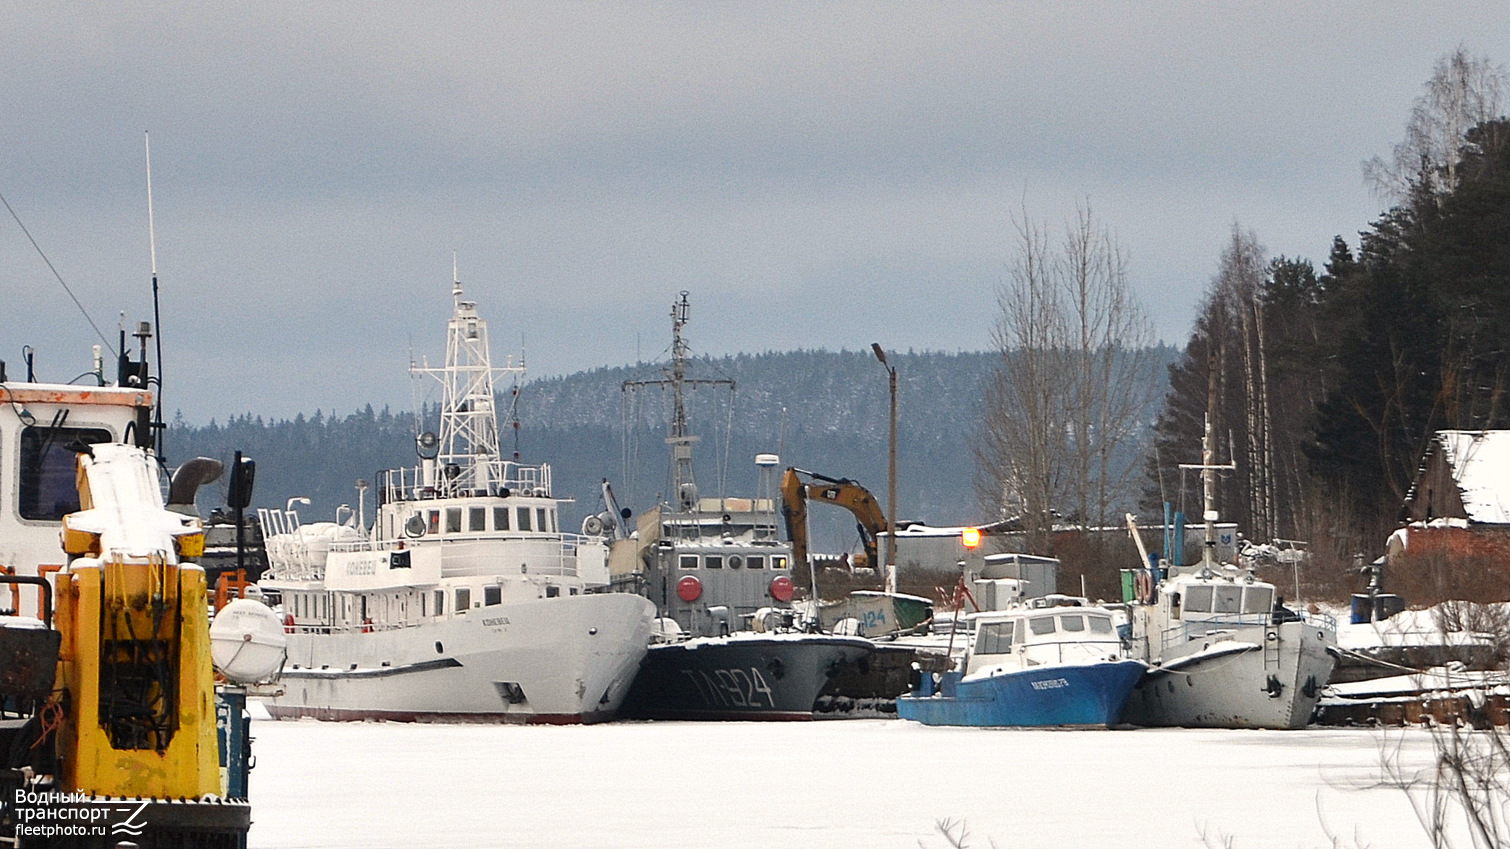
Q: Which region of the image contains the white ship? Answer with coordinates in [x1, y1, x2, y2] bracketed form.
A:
[1120, 418, 1335, 729]
[259, 272, 655, 724]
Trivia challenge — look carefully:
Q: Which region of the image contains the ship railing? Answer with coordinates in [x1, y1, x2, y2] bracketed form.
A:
[255, 507, 324, 581]
[1159, 608, 1336, 652]
[436, 536, 581, 577]
[319, 534, 586, 578]
[976, 638, 1125, 669]
[379, 461, 553, 503]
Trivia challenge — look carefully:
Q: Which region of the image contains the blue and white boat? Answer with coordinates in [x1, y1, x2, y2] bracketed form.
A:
[896, 602, 1146, 728]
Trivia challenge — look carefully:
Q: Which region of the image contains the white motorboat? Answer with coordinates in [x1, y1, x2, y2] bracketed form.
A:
[259, 271, 655, 723]
[1120, 418, 1335, 729]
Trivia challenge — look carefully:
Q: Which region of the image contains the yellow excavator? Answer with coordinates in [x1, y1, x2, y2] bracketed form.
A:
[780, 467, 889, 573]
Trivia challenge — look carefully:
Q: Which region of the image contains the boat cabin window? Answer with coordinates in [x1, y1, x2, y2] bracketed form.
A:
[975, 620, 1016, 654]
[516, 507, 532, 532]
[1028, 616, 1056, 636]
[18, 426, 113, 520]
[1087, 615, 1113, 634]
[747, 556, 764, 570]
[484, 585, 501, 606]
[494, 507, 510, 531]
[1059, 614, 1085, 632]
[456, 587, 471, 610]
[772, 556, 788, 570]
[705, 555, 723, 569]
[546, 585, 560, 598]
[427, 511, 440, 535]
[1242, 586, 1274, 614]
[1184, 585, 1213, 613]
[469, 507, 487, 532]
[446, 508, 463, 534]
[1214, 586, 1241, 614]
[434, 590, 445, 616]
[537, 508, 549, 533]
[679, 555, 698, 570]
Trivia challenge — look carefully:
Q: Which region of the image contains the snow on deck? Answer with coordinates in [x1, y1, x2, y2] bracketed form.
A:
[247, 718, 1455, 848]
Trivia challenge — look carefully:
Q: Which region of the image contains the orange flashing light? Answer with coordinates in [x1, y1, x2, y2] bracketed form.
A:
[961, 527, 982, 549]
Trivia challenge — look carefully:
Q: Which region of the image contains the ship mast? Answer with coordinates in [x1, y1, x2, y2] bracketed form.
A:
[623, 291, 733, 515]
[412, 262, 524, 497]
[1179, 414, 1235, 573]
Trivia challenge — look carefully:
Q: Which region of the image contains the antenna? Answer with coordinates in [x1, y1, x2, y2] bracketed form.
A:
[145, 131, 165, 460]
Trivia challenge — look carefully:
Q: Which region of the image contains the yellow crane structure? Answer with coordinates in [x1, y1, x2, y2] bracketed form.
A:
[780, 467, 889, 573]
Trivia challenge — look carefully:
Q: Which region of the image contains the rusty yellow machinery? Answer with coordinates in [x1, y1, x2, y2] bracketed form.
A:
[0, 442, 251, 848]
[780, 467, 889, 572]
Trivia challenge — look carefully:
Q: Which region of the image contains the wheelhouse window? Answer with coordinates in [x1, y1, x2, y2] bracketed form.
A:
[975, 620, 1015, 654]
[446, 508, 462, 534]
[1059, 614, 1085, 632]
[1214, 586, 1241, 614]
[434, 590, 445, 616]
[1242, 586, 1274, 615]
[494, 507, 510, 531]
[747, 556, 764, 570]
[772, 556, 788, 570]
[469, 507, 487, 532]
[1087, 616, 1113, 634]
[1184, 585, 1213, 613]
[456, 587, 471, 610]
[704, 555, 723, 570]
[516, 507, 532, 532]
[536, 508, 548, 534]
[427, 511, 440, 535]
[1028, 616, 1056, 637]
[484, 585, 501, 606]
[679, 554, 698, 570]
[19, 426, 112, 520]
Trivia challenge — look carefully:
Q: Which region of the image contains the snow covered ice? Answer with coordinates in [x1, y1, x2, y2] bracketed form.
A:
[247, 717, 1453, 848]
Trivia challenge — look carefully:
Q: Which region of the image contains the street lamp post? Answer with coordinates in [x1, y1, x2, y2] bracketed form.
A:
[871, 343, 898, 595]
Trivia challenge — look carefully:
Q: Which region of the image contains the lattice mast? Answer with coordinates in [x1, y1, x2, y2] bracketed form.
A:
[623, 291, 733, 514]
[412, 260, 524, 497]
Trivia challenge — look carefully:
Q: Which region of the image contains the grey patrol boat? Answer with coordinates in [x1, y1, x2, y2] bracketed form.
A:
[613, 292, 873, 720]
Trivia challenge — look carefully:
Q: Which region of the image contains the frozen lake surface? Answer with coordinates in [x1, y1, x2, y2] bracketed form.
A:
[246, 718, 1451, 848]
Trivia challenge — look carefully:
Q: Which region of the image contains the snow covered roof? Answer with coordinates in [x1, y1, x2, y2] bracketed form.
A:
[1422, 431, 1510, 524]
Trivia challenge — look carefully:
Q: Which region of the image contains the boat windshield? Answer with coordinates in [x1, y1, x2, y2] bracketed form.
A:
[1028, 616, 1056, 636]
[975, 620, 1016, 654]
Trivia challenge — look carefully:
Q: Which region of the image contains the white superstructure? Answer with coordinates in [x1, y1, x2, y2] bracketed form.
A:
[259, 274, 654, 723]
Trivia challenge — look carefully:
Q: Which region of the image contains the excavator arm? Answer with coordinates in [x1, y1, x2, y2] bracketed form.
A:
[781, 467, 888, 572]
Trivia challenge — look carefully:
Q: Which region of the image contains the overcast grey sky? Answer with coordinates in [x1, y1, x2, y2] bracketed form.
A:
[3, 3, 1507, 424]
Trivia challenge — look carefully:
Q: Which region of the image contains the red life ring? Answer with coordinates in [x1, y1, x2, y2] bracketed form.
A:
[283, 613, 295, 633]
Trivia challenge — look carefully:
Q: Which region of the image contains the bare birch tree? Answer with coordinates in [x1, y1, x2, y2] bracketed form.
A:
[975, 203, 1152, 554]
[1062, 204, 1156, 531]
[976, 214, 1069, 553]
[1364, 46, 1508, 204]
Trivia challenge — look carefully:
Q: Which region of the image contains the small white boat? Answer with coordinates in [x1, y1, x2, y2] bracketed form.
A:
[259, 272, 655, 723]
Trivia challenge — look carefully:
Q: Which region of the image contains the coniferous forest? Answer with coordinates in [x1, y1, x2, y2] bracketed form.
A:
[1145, 53, 1510, 598]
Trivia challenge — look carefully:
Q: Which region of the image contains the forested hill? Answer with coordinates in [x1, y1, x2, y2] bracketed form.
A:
[167, 346, 1176, 546]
